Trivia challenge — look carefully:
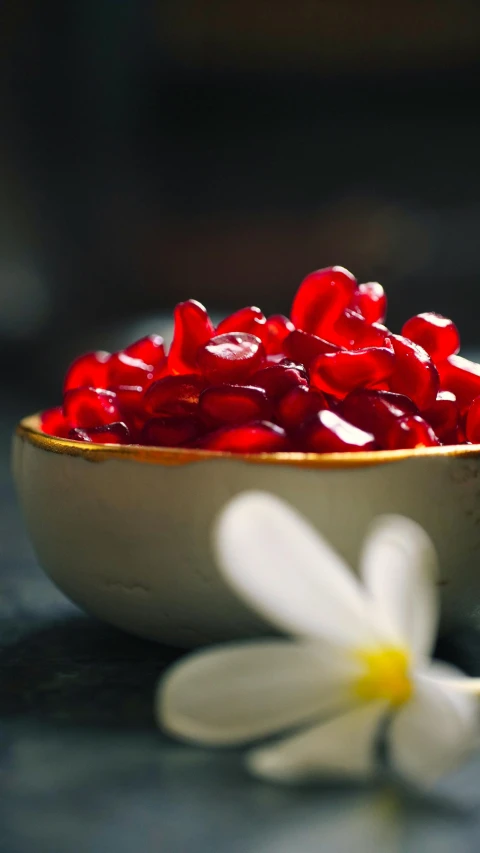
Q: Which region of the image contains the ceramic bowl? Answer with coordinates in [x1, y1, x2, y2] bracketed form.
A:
[13, 414, 480, 647]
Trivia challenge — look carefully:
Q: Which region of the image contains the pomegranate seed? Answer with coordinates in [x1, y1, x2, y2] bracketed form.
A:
[438, 355, 480, 410]
[291, 266, 357, 336]
[110, 385, 143, 416]
[63, 387, 120, 428]
[124, 334, 166, 366]
[387, 335, 439, 410]
[144, 374, 206, 416]
[284, 329, 339, 368]
[339, 390, 417, 448]
[264, 314, 295, 355]
[199, 384, 271, 426]
[141, 415, 202, 447]
[69, 422, 130, 444]
[297, 410, 376, 453]
[196, 420, 289, 453]
[384, 414, 440, 449]
[63, 351, 111, 393]
[216, 306, 268, 343]
[465, 396, 480, 444]
[350, 282, 387, 324]
[197, 333, 265, 383]
[310, 342, 395, 397]
[168, 300, 215, 375]
[422, 391, 459, 445]
[402, 313, 460, 363]
[108, 352, 155, 388]
[333, 310, 389, 349]
[276, 385, 329, 431]
[250, 363, 308, 400]
[41, 407, 70, 438]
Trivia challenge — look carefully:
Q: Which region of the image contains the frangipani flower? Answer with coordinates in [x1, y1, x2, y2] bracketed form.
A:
[157, 492, 479, 786]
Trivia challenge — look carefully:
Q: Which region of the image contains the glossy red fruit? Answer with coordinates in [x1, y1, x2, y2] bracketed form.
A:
[108, 352, 155, 388]
[387, 335, 439, 410]
[284, 329, 339, 368]
[41, 407, 70, 438]
[249, 363, 308, 400]
[197, 421, 289, 453]
[264, 314, 295, 355]
[63, 387, 120, 428]
[465, 396, 480, 444]
[350, 282, 387, 324]
[310, 343, 395, 398]
[297, 410, 376, 453]
[141, 416, 202, 447]
[332, 310, 389, 349]
[144, 374, 206, 416]
[291, 266, 357, 336]
[69, 422, 130, 444]
[124, 334, 166, 366]
[197, 333, 265, 383]
[63, 351, 111, 393]
[402, 313, 460, 363]
[422, 391, 459, 445]
[110, 385, 144, 416]
[438, 355, 480, 410]
[384, 414, 440, 449]
[276, 386, 329, 431]
[168, 300, 215, 374]
[216, 306, 268, 343]
[339, 390, 417, 448]
[199, 384, 271, 426]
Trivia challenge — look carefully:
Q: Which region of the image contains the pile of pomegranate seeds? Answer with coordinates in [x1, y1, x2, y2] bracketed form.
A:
[41, 266, 480, 453]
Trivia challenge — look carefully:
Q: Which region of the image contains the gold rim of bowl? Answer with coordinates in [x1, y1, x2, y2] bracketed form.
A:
[15, 413, 480, 468]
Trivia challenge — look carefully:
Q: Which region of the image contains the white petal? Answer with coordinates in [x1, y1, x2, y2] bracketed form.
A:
[420, 660, 480, 695]
[157, 640, 356, 745]
[213, 491, 379, 647]
[360, 515, 439, 659]
[247, 701, 386, 783]
[389, 664, 479, 787]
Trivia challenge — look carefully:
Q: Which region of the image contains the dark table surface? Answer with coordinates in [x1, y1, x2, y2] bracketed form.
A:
[2, 399, 480, 853]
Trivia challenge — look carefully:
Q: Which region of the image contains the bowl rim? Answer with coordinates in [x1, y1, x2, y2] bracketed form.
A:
[15, 413, 480, 469]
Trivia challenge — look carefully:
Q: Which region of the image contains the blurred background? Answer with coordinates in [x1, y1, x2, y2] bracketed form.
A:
[2, 0, 480, 407]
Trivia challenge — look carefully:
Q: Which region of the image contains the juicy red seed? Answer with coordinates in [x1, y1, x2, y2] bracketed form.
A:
[124, 334, 166, 366]
[264, 314, 295, 355]
[387, 335, 439, 410]
[144, 374, 206, 416]
[41, 407, 70, 438]
[63, 351, 111, 393]
[276, 386, 329, 430]
[384, 415, 440, 449]
[310, 343, 395, 398]
[438, 355, 480, 410]
[297, 410, 376, 453]
[291, 266, 357, 336]
[168, 300, 215, 375]
[197, 333, 265, 383]
[402, 313, 460, 363]
[249, 364, 308, 400]
[196, 421, 289, 453]
[69, 422, 130, 444]
[332, 310, 389, 349]
[108, 352, 154, 388]
[141, 416, 202, 447]
[63, 387, 120, 428]
[465, 396, 480, 443]
[284, 329, 339, 368]
[339, 390, 417, 448]
[350, 282, 387, 324]
[109, 385, 144, 416]
[199, 385, 271, 426]
[216, 306, 268, 343]
[422, 391, 459, 444]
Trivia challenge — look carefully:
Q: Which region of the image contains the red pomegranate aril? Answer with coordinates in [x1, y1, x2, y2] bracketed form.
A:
[124, 334, 166, 366]
[438, 355, 480, 410]
[350, 282, 387, 324]
[297, 410, 376, 453]
[291, 266, 357, 336]
[199, 384, 271, 426]
[63, 387, 120, 428]
[384, 414, 440, 449]
[249, 363, 308, 400]
[144, 374, 206, 416]
[63, 351, 111, 393]
[41, 407, 70, 438]
[387, 335, 439, 410]
[168, 300, 215, 375]
[339, 390, 417, 447]
[108, 352, 154, 388]
[197, 333, 265, 383]
[465, 396, 480, 443]
[276, 385, 329, 430]
[284, 329, 339, 368]
[141, 415, 202, 447]
[197, 421, 289, 453]
[216, 306, 268, 343]
[110, 385, 143, 415]
[422, 391, 459, 444]
[264, 314, 295, 354]
[69, 421, 130, 444]
[402, 313, 460, 363]
[332, 310, 389, 349]
[310, 343, 395, 398]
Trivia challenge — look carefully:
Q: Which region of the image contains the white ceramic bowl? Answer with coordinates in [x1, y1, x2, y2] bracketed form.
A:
[13, 414, 480, 647]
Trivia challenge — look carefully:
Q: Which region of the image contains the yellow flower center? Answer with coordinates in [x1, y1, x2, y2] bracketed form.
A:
[353, 647, 412, 707]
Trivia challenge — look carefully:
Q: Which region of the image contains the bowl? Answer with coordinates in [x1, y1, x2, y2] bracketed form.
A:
[13, 414, 480, 647]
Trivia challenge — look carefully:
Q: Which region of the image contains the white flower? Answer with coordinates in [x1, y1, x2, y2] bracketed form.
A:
[157, 492, 480, 786]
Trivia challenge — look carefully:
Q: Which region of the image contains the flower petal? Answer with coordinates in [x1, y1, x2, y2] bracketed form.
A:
[389, 664, 479, 787]
[246, 701, 386, 783]
[360, 515, 439, 659]
[158, 640, 356, 746]
[213, 491, 378, 647]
